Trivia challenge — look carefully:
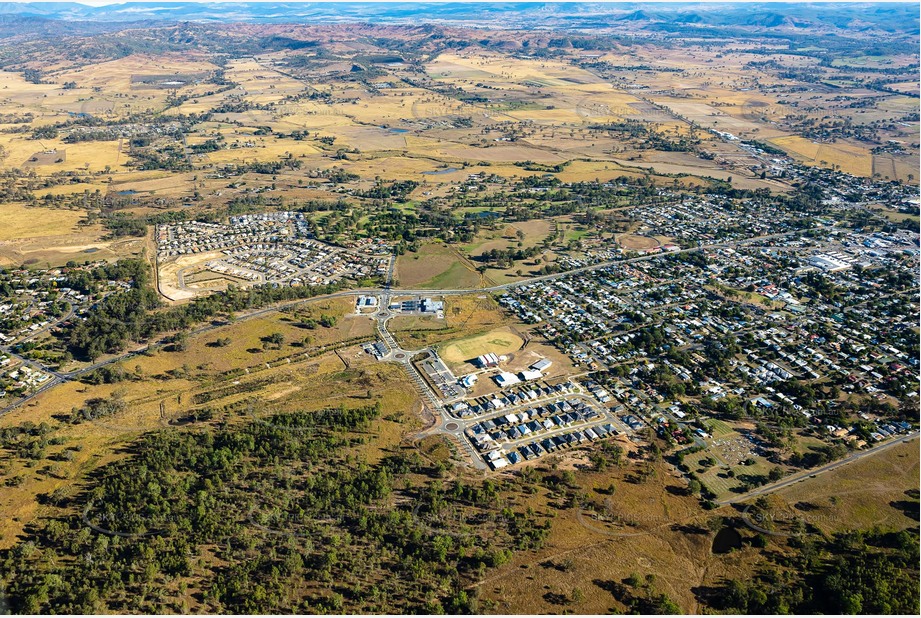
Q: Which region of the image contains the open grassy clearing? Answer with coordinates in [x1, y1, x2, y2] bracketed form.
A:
[830, 55, 918, 69]
[554, 159, 648, 183]
[477, 437, 919, 613]
[872, 206, 920, 224]
[0, 204, 142, 267]
[127, 299, 372, 376]
[394, 242, 481, 289]
[2, 55, 216, 123]
[561, 224, 592, 243]
[0, 235, 144, 269]
[885, 81, 921, 94]
[466, 220, 553, 255]
[764, 438, 919, 535]
[703, 418, 737, 439]
[0, 133, 126, 174]
[34, 182, 109, 198]
[872, 153, 920, 184]
[0, 203, 85, 241]
[417, 260, 484, 290]
[478, 457, 761, 614]
[510, 219, 553, 246]
[386, 314, 447, 333]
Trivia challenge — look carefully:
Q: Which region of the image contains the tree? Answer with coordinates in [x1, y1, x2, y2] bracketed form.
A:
[262, 332, 285, 349]
[170, 331, 188, 351]
[319, 314, 338, 328]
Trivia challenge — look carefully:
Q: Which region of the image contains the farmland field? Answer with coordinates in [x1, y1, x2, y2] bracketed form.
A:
[769, 135, 874, 177]
[0, 203, 85, 241]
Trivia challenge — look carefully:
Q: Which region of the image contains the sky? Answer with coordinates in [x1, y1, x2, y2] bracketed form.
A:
[7, 0, 919, 5]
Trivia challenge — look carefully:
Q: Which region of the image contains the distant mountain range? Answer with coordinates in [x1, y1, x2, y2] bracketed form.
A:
[0, 1, 917, 34]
